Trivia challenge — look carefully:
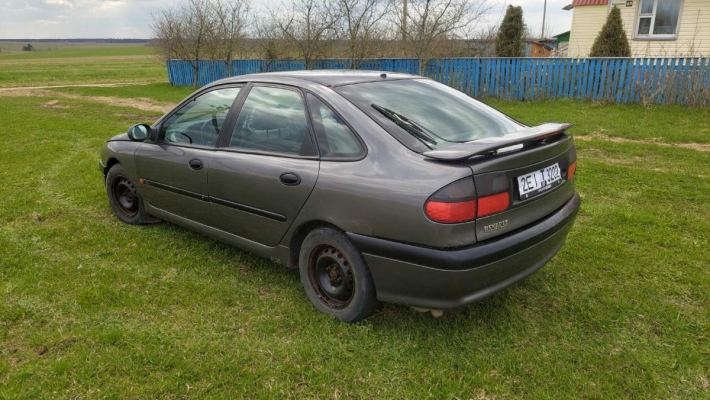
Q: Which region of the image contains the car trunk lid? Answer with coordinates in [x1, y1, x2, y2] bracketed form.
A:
[425, 123, 577, 242]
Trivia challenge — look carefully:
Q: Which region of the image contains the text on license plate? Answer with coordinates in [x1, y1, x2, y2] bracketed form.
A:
[517, 163, 562, 200]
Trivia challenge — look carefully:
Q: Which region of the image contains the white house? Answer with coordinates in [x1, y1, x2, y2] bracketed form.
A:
[565, 0, 710, 57]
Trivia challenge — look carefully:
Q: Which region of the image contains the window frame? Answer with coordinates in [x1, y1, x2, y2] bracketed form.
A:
[303, 90, 368, 162]
[633, 0, 683, 41]
[217, 82, 321, 160]
[153, 83, 246, 150]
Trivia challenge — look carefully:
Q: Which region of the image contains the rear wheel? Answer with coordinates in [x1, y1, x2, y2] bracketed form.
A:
[105, 164, 159, 225]
[299, 227, 379, 322]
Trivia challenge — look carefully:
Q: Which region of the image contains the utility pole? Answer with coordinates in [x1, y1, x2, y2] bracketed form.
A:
[401, 0, 407, 55]
[402, 0, 408, 41]
[541, 0, 547, 39]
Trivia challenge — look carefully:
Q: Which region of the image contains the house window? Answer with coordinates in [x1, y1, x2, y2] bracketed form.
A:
[636, 0, 682, 39]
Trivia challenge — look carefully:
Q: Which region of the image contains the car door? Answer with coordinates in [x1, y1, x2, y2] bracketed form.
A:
[134, 85, 243, 224]
[207, 84, 320, 246]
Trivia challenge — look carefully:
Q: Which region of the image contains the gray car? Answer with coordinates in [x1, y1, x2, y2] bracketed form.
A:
[100, 70, 580, 322]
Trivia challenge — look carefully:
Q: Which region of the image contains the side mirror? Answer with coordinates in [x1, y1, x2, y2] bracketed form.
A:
[127, 124, 151, 141]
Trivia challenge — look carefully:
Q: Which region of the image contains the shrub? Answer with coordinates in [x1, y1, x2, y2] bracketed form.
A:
[590, 6, 631, 57]
[495, 6, 525, 57]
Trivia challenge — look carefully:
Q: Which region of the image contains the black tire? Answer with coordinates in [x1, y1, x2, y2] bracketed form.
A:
[105, 164, 160, 225]
[299, 227, 379, 322]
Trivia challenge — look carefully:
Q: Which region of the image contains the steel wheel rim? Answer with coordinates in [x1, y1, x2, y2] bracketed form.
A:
[112, 177, 139, 218]
[308, 244, 355, 309]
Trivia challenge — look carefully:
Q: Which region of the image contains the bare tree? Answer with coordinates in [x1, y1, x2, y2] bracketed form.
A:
[252, 16, 290, 70]
[337, 0, 388, 68]
[464, 22, 498, 57]
[213, 0, 251, 77]
[392, 0, 491, 74]
[269, 0, 341, 69]
[151, 8, 182, 61]
[151, 0, 217, 87]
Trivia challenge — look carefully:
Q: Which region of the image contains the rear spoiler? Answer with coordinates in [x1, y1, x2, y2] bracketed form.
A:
[423, 122, 573, 161]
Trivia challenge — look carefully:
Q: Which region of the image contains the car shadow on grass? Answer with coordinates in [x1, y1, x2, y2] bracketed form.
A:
[136, 218, 531, 330]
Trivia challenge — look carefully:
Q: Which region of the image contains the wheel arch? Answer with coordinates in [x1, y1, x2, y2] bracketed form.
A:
[104, 157, 120, 177]
[288, 220, 345, 268]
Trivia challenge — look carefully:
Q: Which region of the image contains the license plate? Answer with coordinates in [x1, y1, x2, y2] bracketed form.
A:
[517, 163, 562, 200]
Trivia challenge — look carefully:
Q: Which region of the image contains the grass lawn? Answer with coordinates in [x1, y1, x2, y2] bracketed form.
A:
[487, 98, 710, 144]
[0, 85, 708, 398]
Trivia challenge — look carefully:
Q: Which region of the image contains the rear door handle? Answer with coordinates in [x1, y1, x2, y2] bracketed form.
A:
[279, 172, 301, 186]
[188, 159, 203, 170]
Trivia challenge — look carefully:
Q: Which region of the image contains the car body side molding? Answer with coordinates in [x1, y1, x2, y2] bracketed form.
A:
[142, 179, 208, 201]
[209, 196, 287, 222]
[142, 178, 286, 222]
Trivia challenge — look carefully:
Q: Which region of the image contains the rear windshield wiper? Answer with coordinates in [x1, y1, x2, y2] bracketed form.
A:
[371, 103, 438, 146]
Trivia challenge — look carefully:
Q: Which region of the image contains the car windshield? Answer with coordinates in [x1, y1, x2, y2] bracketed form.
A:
[336, 79, 523, 149]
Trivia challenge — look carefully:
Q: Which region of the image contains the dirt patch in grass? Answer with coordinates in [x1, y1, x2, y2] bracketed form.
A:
[41, 100, 70, 109]
[0, 83, 141, 91]
[0, 87, 172, 113]
[577, 133, 710, 152]
[579, 148, 669, 172]
[72, 95, 171, 113]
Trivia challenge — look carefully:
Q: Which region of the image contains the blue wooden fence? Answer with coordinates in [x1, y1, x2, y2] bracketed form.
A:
[166, 57, 710, 105]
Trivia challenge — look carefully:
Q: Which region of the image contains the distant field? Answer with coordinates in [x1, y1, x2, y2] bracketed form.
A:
[0, 42, 164, 87]
[0, 42, 151, 58]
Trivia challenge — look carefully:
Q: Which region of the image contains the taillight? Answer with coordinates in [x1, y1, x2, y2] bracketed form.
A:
[425, 177, 513, 223]
[477, 192, 510, 218]
[568, 161, 577, 181]
[424, 178, 476, 224]
[425, 200, 477, 223]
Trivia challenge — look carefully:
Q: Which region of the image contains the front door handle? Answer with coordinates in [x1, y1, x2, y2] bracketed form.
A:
[188, 159, 203, 170]
[279, 172, 301, 186]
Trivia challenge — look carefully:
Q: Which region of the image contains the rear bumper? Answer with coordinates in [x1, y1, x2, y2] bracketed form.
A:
[347, 192, 581, 310]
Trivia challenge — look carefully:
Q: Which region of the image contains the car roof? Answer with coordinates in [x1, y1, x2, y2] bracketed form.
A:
[212, 70, 421, 88]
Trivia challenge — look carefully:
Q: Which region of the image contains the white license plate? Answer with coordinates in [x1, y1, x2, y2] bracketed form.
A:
[517, 163, 562, 200]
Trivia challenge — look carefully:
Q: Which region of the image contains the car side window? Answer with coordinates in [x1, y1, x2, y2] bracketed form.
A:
[306, 94, 364, 158]
[229, 86, 314, 156]
[161, 87, 242, 147]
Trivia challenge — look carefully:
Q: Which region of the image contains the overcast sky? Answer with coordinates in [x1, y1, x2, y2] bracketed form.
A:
[0, 0, 573, 39]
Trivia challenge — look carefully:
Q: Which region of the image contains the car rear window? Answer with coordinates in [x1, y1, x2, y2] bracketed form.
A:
[335, 79, 523, 149]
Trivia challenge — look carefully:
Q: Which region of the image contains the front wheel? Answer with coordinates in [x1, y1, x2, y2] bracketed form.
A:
[299, 227, 379, 322]
[105, 164, 160, 225]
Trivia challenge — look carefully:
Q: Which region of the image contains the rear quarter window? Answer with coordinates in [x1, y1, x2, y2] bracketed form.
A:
[307, 94, 365, 158]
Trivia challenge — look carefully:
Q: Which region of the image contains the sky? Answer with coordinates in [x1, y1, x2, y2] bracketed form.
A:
[0, 0, 574, 39]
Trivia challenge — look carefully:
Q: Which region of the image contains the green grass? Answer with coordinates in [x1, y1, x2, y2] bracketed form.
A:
[0, 89, 708, 398]
[486, 98, 710, 144]
[0, 57, 166, 88]
[51, 83, 196, 103]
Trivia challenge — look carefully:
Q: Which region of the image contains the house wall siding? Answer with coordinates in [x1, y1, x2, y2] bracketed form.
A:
[568, 0, 710, 57]
[568, 5, 608, 57]
[623, 0, 710, 56]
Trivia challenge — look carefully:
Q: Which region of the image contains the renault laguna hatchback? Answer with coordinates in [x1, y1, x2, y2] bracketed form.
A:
[100, 71, 580, 322]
